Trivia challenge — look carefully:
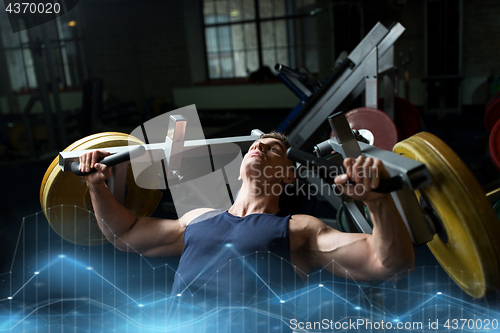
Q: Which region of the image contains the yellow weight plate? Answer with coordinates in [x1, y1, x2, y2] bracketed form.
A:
[40, 132, 163, 246]
[393, 132, 500, 298]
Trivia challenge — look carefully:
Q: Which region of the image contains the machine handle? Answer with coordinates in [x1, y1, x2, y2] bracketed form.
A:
[70, 145, 146, 176]
[287, 147, 403, 194]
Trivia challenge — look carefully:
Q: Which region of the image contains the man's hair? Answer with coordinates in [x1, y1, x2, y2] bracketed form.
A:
[260, 131, 291, 150]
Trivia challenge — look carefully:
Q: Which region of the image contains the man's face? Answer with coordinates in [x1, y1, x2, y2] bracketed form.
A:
[240, 138, 294, 185]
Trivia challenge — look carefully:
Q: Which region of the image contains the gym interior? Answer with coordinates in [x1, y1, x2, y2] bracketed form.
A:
[1, 0, 500, 331]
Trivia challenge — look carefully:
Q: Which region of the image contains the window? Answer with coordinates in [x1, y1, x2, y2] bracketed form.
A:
[0, 12, 86, 93]
[203, 0, 319, 80]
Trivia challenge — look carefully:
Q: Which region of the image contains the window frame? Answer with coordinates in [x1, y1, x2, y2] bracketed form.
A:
[202, 0, 319, 81]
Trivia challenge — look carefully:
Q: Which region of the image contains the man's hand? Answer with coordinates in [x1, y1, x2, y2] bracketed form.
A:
[78, 149, 112, 185]
[334, 155, 391, 203]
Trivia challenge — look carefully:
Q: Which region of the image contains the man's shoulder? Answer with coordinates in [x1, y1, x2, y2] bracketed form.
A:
[179, 208, 220, 227]
[289, 213, 323, 223]
[288, 214, 337, 254]
[289, 213, 328, 234]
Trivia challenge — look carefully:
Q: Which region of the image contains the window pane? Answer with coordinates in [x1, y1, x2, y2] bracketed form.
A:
[229, 0, 242, 21]
[230, 23, 257, 52]
[218, 26, 233, 52]
[207, 52, 221, 79]
[244, 23, 257, 49]
[207, 51, 235, 79]
[259, 0, 273, 19]
[274, 19, 287, 47]
[205, 27, 219, 52]
[259, 0, 286, 18]
[215, 0, 231, 23]
[246, 49, 259, 73]
[205, 25, 234, 53]
[260, 19, 289, 70]
[242, 0, 255, 20]
[204, 1, 216, 24]
[260, 21, 275, 48]
[233, 51, 247, 76]
[291, 15, 317, 72]
[262, 47, 275, 70]
[231, 24, 244, 51]
[220, 55, 235, 78]
[203, 0, 319, 79]
[274, 0, 285, 16]
[276, 47, 288, 68]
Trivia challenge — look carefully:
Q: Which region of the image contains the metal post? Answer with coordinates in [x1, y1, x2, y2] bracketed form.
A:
[383, 72, 395, 119]
[255, 0, 263, 69]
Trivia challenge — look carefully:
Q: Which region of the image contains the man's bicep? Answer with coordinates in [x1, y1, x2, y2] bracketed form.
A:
[307, 225, 383, 280]
[118, 216, 185, 257]
[119, 208, 216, 257]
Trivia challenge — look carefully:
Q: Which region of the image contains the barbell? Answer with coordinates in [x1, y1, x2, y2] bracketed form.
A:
[39, 130, 500, 298]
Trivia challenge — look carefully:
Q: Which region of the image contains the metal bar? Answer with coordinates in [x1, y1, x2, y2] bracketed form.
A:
[59, 129, 264, 172]
[328, 112, 362, 158]
[322, 111, 431, 242]
[365, 76, 378, 109]
[288, 47, 379, 148]
[0, 38, 85, 51]
[327, 138, 432, 191]
[347, 22, 387, 66]
[344, 201, 373, 234]
[203, 12, 318, 28]
[391, 188, 434, 245]
[377, 23, 405, 61]
[107, 162, 129, 205]
[164, 115, 187, 182]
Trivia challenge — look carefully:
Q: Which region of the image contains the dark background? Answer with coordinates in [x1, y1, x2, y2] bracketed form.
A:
[0, 1, 500, 329]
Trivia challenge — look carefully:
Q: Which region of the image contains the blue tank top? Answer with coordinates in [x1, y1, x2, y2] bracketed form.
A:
[168, 210, 303, 332]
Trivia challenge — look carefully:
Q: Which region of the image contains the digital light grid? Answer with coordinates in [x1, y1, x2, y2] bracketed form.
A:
[1, 206, 499, 332]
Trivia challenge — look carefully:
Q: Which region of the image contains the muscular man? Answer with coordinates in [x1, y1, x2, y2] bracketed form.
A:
[79, 131, 414, 331]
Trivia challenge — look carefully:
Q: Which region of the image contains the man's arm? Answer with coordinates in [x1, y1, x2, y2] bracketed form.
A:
[297, 156, 415, 281]
[79, 150, 208, 257]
